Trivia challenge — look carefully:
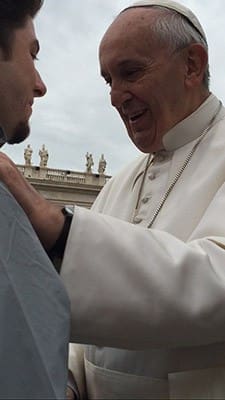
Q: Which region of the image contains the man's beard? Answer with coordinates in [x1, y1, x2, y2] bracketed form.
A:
[7, 121, 30, 144]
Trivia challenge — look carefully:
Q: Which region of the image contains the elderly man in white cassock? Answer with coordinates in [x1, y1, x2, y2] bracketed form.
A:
[1, 0, 225, 399]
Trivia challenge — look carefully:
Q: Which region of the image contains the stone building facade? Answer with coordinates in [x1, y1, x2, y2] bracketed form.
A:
[18, 147, 110, 208]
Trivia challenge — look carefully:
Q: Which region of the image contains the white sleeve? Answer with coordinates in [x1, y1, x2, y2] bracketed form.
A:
[61, 183, 225, 351]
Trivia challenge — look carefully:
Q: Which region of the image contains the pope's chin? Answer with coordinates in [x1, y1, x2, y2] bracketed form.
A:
[7, 121, 30, 144]
[128, 127, 157, 153]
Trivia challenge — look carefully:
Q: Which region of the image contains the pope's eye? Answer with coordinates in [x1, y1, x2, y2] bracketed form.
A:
[125, 69, 139, 78]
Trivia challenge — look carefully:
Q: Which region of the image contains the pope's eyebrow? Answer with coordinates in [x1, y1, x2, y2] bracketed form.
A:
[118, 59, 141, 68]
[100, 59, 144, 77]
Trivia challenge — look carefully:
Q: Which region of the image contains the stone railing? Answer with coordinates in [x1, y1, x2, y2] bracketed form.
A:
[17, 164, 109, 186]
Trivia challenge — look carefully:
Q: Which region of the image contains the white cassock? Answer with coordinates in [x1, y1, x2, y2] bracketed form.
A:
[61, 94, 225, 399]
[0, 183, 70, 399]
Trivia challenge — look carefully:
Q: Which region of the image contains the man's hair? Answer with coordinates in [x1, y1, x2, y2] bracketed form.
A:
[0, 0, 43, 58]
[124, 5, 210, 89]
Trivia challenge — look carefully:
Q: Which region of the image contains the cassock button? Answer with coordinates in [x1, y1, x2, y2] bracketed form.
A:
[148, 173, 156, 181]
[155, 151, 167, 162]
[157, 155, 165, 162]
[142, 196, 150, 204]
[133, 216, 143, 224]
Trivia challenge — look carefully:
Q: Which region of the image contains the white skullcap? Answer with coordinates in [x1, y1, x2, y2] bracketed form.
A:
[123, 0, 207, 43]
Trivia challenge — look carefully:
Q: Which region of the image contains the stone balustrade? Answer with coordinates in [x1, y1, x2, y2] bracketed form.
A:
[17, 164, 109, 186]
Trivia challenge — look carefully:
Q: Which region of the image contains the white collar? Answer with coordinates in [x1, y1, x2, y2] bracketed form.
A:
[162, 94, 222, 152]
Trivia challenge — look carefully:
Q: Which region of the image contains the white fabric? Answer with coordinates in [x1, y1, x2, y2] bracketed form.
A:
[0, 182, 70, 399]
[61, 94, 225, 398]
[163, 94, 221, 150]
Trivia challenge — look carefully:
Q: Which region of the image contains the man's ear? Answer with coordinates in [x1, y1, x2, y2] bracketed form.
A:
[184, 43, 208, 88]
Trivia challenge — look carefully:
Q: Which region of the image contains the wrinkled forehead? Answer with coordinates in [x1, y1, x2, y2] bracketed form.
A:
[99, 8, 168, 77]
[99, 7, 160, 55]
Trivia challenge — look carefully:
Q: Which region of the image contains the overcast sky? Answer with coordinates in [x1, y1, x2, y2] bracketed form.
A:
[3, 0, 225, 175]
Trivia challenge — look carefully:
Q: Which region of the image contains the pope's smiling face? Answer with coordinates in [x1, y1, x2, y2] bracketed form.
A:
[99, 8, 195, 153]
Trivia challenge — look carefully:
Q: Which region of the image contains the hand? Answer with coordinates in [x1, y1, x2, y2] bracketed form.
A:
[0, 152, 64, 250]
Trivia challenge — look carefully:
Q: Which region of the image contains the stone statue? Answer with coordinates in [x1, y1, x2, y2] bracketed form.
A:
[98, 154, 107, 175]
[24, 144, 33, 166]
[86, 152, 94, 174]
[39, 144, 49, 168]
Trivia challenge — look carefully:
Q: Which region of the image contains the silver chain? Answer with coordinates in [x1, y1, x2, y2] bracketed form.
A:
[134, 101, 223, 229]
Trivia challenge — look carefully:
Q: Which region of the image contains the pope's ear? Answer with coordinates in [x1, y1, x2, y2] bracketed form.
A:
[184, 43, 208, 88]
